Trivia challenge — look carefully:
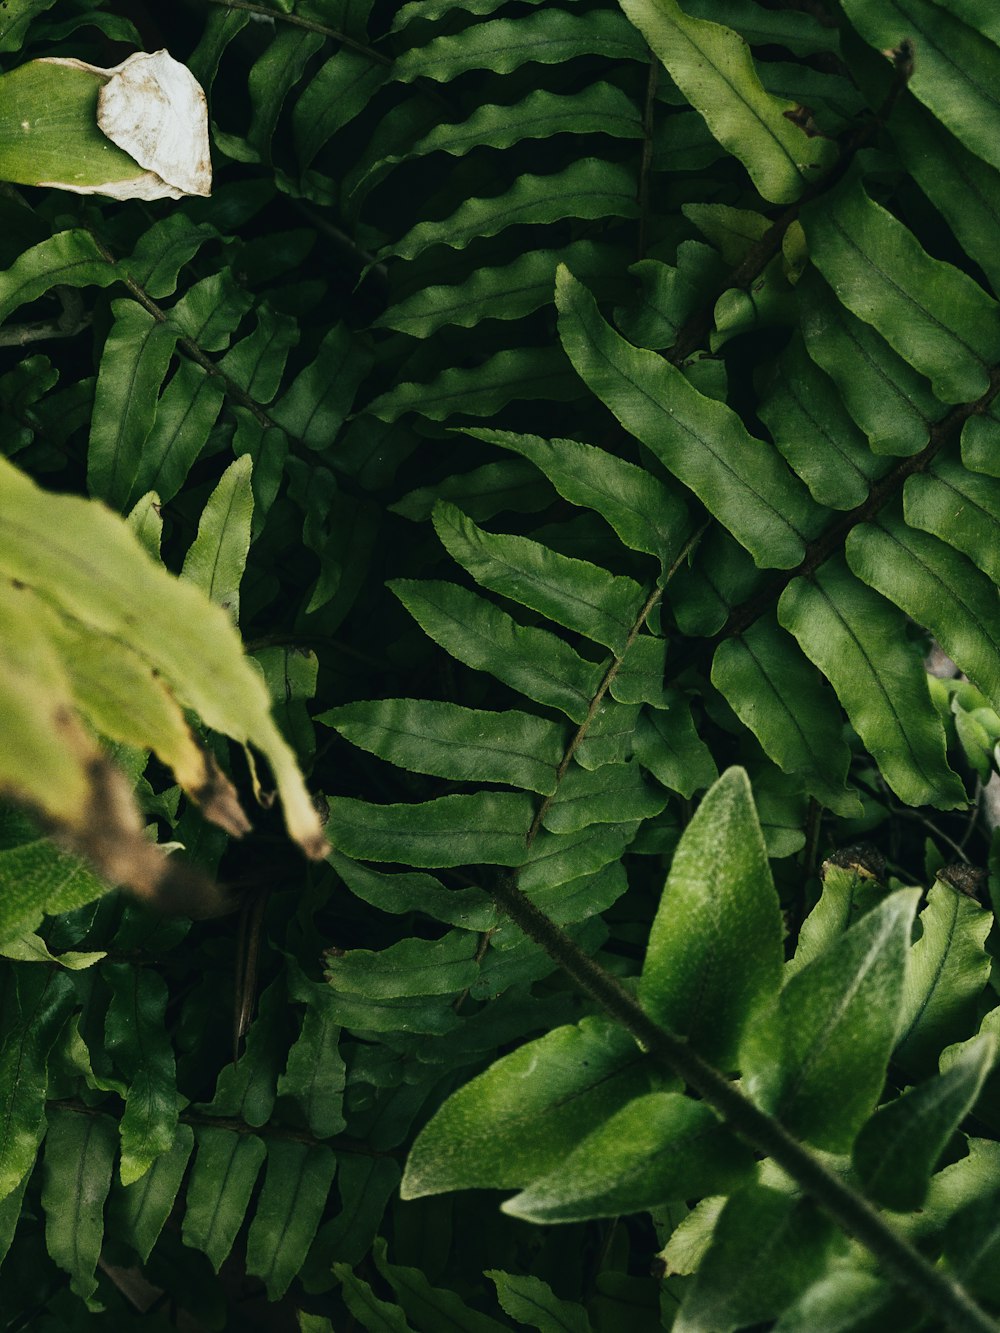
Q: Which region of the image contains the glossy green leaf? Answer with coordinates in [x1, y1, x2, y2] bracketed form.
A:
[123, 214, 218, 300]
[390, 579, 604, 723]
[0, 835, 110, 944]
[182, 1126, 267, 1272]
[542, 760, 666, 833]
[712, 617, 860, 818]
[181, 454, 254, 623]
[474, 428, 690, 565]
[778, 557, 966, 810]
[246, 1141, 337, 1300]
[505, 1092, 753, 1224]
[272, 322, 371, 450]
[433, 501, 646, 655]
[326, 791, 533, 867]
[277, 969, 347, 1139]
[109, 1123, 194, 1263]
[294, 50, 388, 169]
[219, 303, 299, 403]
[42, 1109, 117, 1306]
[129, 359, 226, 505]
[797, 267, 943, 456]
[853, 1033, 995, 1211]
[557, 266, 820, 569]
[842, 0, 1000, 174]
[520, 820, 639, 892]
[401, 1015, 657, 1197]
[374, 1238, 509, 1333]
[0, 229, 118, 323]
[366, 346, 580, 423]
[904, 456, 1000, 589]
[621, 0, 836, 203]
[325, 929, 480, 999]
[895, 881, 992, 1074]
[803, 177, 1000, 404]
[846, 512, 1000, 712]
[393, 9, 646, 82]
[488, 1272, 592, 1333]
[743, 889, 920, 1150]
[786, 861, 865, 979]
[167, 267, 254, 351]
[383, 159, 638, 264]
[330, 851, 496, 931]
[375, 241, 622, 338]
[632, 699, 718, 800]
[640, 767, 783, 1066]
[87, 299, 178, 508]
[391, 458, 551, 525]
[103, 962, 178, 1186]
[674, 1185, 837, 1333]
[758, 334, 889, 510]
[322, 698, 564, 794]
[334, 1263, 417, 1332]
[0, 968, 73, 1199]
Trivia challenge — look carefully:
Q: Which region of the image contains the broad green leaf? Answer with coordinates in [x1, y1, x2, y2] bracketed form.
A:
[743, 889, 920, 1150]
[847, 513, 1000, 713]
[329, 851, 496, 931]
[474, 428, 691, 565]
[129, 359, 226, 504]
[375, 241, 623, 338]
[365, 345, 580, 423]
[325, 929, 479, 999]
[905, 456, 1000, 589]
[391, 459, 551, 525]
[181, 455, 254, 623]
[675, 1185, 837, 1333]
[126, 489, 162, 557]
[488, 1272, 592, 1333]
[219, 303, 299, 403]
[757, 334, 890, 510]
[246, 1141, 337, 1300]
[42, 1109, 117, 1307]
[842, 0, 1000, 174]
[615, 243, 725, 349]
[167, 267, 254, 350]
[621, 0, 836, 203]
[294, 50, 388, 169]
[0, 931, 102, 967]
[504, 1092, 753, 1224]
[943, 1188, 1000, 1307]
[520, 820, 639, 892]
[891, 96, 1000, 296]
[433, 501, 646, 655]
[390, 579, 605, 722]
[683, 203, 770, 264]
[245, 28, 325, 161]
[182, 1127, 266, 1271]
[87, 299, 178, 509]
[0, 0, 58, 50]
[108, 1123, 194, 1263]
[372, 1238, 510, 1333]
[391, 0, 558, 28]
[778, 558, 966, 810]
[383, 159, 638, 264]
[611, 634, 669, 708]
[797, 267, 943, 456]
[895, 881, 992, 1074]
[321, 699, 565, 794]
[711, 617, 861, 818]
[772, 1267, 896, 1333]
[326, 791, 533, 867]
[277, 969, 347, 1139]
[0, 1166, 29, 1268]
[541, 760, 666, 833]
[123, 214, 218, 300]
[377, 84, 640, 173]
[632, 699, 719, 800]
[573, 698, 641, 771]
[853, 1033, 995, 1211]
[393, 9, 646, 82]
[0, 229, 118, 323]
[640, 768, 783, 1066]
[0, 834, 110, 944]
[401, 1015, 657, 1197]
[0, 457, 328, 860]
[103, 962, 178, 1186]
[556, 266, 821, 569]
[334, 1264, 417, 1332]
[0, 968, 73, 1199]
[803, 177, 1000, 404]
[786, 861, 866, 979]
[272, 322, 371, 450]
